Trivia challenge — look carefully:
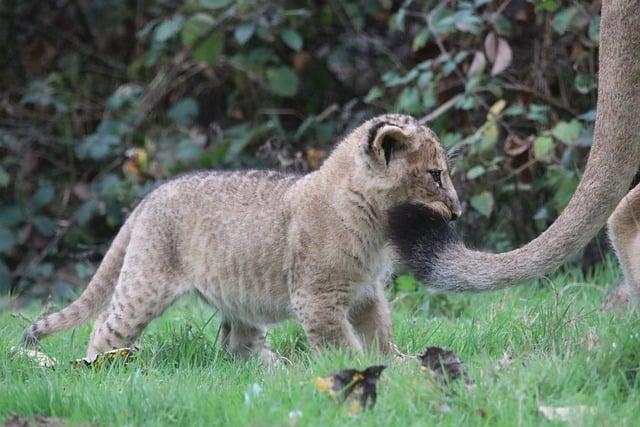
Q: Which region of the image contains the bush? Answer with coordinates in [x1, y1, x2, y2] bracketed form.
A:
[0, 0, 602, 299]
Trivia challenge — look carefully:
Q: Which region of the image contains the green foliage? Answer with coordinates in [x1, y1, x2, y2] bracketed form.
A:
[0, 0, 602, 296]
[266, 66, 300, 97]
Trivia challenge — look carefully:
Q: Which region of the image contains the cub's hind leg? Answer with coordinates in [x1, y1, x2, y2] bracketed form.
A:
[605, 182, 640, 310]
[350, 286, 393, 353]
[222, 318, 276, 364]
[88, 310, 110, 353]
[87, 267, 184, 355]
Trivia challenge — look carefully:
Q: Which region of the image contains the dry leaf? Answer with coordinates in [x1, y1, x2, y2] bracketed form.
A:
[11, 347, 58, 368]
[312, 365, 385, 416]
[484, 32, 512, 76]
[484, 32, 499, 62]
[418, 347, 469, 382]
[72, 347, 137, 368]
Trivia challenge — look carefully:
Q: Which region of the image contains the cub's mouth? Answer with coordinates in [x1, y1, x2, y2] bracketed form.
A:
[421, 201, 455, 221]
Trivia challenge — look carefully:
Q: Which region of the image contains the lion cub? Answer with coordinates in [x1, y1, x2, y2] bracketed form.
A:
[24, 114, 461, 361]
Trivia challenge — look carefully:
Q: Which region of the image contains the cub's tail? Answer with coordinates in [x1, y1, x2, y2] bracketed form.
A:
[22, 216, 134, 346]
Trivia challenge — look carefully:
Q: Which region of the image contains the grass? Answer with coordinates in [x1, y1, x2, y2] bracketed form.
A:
[1, 257, 639, 426]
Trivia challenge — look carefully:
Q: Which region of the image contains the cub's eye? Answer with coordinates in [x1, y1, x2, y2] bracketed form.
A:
[429, 170, 443, 187]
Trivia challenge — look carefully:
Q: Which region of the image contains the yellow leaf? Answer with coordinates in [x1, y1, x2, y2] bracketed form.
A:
[11, 346, 58, 368]
[73, 347, 137, 368]
[480, 120, 500, 151]
[312, 376, 337, 398]
[487, 99, 507, 119]
[346, 395, 364, 417]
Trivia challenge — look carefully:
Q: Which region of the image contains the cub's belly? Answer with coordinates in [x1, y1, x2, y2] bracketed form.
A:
[187, 228, 292, 324]
[194, 279, 293, 325]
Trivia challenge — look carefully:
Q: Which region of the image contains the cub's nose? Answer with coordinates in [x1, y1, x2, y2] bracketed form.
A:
[449, 199, 462, 221]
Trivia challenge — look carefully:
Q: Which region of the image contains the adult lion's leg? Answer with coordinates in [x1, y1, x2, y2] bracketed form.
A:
[604, 182, 640, 311]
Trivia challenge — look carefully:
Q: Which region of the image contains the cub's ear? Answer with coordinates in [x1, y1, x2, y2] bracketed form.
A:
[367, 124, 411, 166]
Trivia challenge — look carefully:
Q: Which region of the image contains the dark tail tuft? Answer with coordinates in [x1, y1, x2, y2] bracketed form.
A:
[388, 203, 462, 281]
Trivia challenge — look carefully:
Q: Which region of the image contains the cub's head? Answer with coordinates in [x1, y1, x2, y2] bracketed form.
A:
[357, 114, 461, 220]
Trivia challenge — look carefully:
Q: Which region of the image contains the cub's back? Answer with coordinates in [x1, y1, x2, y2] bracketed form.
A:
[129, 170, 300, 282]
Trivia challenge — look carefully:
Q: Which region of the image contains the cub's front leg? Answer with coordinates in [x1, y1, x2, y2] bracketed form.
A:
[350, 286, 393, 353]
[291, 285, 362, 352]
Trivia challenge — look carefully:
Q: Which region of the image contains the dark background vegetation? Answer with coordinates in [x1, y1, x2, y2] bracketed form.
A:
[0, 0, 604, 303]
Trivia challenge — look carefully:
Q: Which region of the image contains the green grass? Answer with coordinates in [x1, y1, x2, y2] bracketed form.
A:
[1, 258, 639, 426]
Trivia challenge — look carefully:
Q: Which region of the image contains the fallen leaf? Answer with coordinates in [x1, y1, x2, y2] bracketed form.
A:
[312, 365, 386, 416]
[72, 347, 137, 368]
[418, 347, 469, 382]
[538, 405, 595, 423]
[11, 347, 58, 368]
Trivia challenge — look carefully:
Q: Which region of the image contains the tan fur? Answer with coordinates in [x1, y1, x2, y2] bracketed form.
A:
[391, 0, 640, 298]
[24, 114, 460, 359]
[604, 183, 640, 310]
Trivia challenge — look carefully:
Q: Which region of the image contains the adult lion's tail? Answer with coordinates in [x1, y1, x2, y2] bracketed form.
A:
[389, 0, 640, 291]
